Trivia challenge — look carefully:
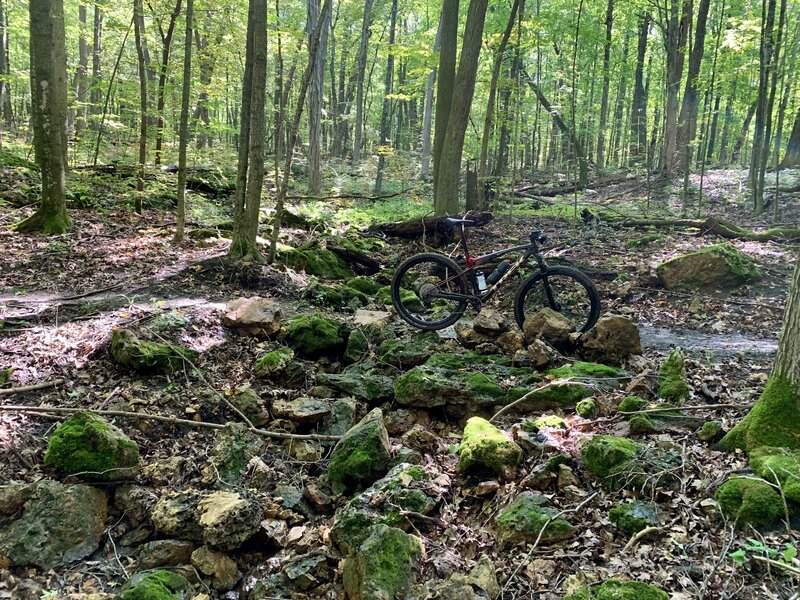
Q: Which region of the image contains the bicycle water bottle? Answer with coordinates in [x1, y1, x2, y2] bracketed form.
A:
[486, 260, 511, 285]
[476, 272, 487, 292]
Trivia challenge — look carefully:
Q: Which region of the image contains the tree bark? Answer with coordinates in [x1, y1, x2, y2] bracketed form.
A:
[90, 2, 103, 115]
[16, 0, 70, 234]
[731, 101, 756, 163]
[420, 19, 441, 180]
[660, 0, 690, 174]
[307, 0, 328, 195]
[74, 4, 89, 135]
[779, 107, 800, 168]
[133, 0, 148, 208]
[153, 0, 183, 167]
[431, 0, 459, 206]
[595, 0, 614, 170]
[374, 0, 398, 195]
[351, 0, 375, 164]
[629, 14, 650, 163]
[433, 0, 489, 215]
[0, 0, 12, 141]
[174, 0, 193, 243]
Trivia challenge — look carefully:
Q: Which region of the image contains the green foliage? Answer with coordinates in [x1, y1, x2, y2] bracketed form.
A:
[729, 538, 799, 567]
[120, 570, 190, 600]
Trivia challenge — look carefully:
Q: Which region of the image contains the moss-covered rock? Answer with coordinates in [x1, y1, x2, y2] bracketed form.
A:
[120, 570, 190, 600]
[618, 396, 645, 412]
[495, 491, 575, 547]
[457, 417, 522, 479]
[609, 501, 659, 535]
[345, 324, 395, 364]
[378, 332, 440, 368]
[581, 435, 639, 479]
[378, 285, 425, 312]
[629, 414, 656, 435]
[282, 243, 353, 279]
[656, 243, 761, 290]
[748, 446, 800, 503]
[509, 362, 624, 410]
[303, 280, 369, 309]
[582, 435, 681, 492]
[624, 233, 663, 249]
[564, 578, 668, 599]
[715, 475, 783, 529]
[230, 385, 268, 426]
[343, 524, 423, 600]
[254, 346, 295, 377]
[318, 361, 395, 402]
[576, 398, 599, 418]
[347, 276, 383, 295]
[698, 420, 724, 442]
[328, 408, 391, 493]
[200, 423, 264, 488]
[658, 349, 690, 402]
[110, 329, 197, 374]
[720, 376, 800, 452]
[44, 411, 139, 481]
[285, 314, 349, 358]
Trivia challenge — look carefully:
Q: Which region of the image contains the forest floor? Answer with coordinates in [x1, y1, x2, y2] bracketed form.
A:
[0, 163, 799, 599]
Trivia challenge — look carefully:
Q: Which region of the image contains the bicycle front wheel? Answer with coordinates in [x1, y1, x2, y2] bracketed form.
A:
[514, 266, 601, 333]
[391, 253, 469, 330]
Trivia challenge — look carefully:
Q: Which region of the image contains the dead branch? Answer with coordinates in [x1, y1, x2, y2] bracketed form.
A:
[616, 215, 800, 243]
[285, 188, 412, 202]
[0, 379, 65, 396]
[366, 211, 493, 247]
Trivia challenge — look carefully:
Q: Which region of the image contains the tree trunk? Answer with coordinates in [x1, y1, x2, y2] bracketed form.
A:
[374, 0, 398, 195]
[174, 0, 193, 243]
[0, 0, 12, 142]
[230, 0, 267, 261]
[90, 2, 103, 115]
[432, 0, 459, 206]
[661, 0, 690, 174]
[629, 14, 649, 164]
[15, 0, 70, 234]
[192, 22, 219, 149]
[731, 101, 756, 163]
[153, 0, 183, 167]
[595, 0, 614, 170]
[434, 0, 489, 215]
[721, 254, 800, 451]
[420, 19, 441, 180]
[705, 95, 721, 162]
[307, 0, 328, 195]
[133, 0, 148, 209]
[352, 0, 375, 164]
[779, 107, 800, 168]
[74, 4, 89, 135]
[717, 95, 733, 163]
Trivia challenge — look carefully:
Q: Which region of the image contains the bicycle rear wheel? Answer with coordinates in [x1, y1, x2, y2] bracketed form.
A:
[391, 253, 469, 330]
[514, 266, 601, 333]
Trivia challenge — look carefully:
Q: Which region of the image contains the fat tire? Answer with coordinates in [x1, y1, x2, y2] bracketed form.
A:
[391, 253, 468, 330]
[513, 266, 601, 332]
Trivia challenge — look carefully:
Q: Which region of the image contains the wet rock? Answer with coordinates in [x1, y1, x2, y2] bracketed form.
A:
[328, 408, 391, 493]
[523, 308, 575, 349]
[200, 423, 265, 488]
[221, 297, 282, 336]
[495, 492, 574, 547]
[282, 553, 330, 591]
[458, 417, 522, 480]
[0, 480, 107, 569]
[230, 385, 269, 426]
[44, 410, 139, 481]
[285, 314, 349, 358]
[192, 546, 240, 591]
[110, 329, 197, 374]
[408, 554, 499, 599]
[271, 397, 331, 424]
[578, 315, 643, 365]
[343, 524, 423, 600]
[120, 570, 190, 600]
[137, 539, 195, 569]
[656, 244, 761, 290]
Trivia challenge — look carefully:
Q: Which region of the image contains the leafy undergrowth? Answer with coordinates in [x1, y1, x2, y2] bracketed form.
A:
[0, 166, 798, 599]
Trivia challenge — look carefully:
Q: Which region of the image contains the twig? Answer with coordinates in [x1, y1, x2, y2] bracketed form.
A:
[0, 405, 341, 441]
[490, 379, 594, 422]
[623, 526, 660, 551]
[0, 379, 64, 396]
[751, 556, 800, 577]
[618, 403, 751, 416]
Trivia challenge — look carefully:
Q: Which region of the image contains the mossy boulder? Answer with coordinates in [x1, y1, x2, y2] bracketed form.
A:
[618, 396, 646, 412]
[343, 524, 423, 600]
[576, 398, 599, 418]
[658, 348, 690, 402]
[699, 420, 724, 442]
[748, 446, 800, 503]
[624, 233, 663, 249]
[303, 280, 369, 309]
[378, 331, 440, 368]
[656, 243, 761, 290]
[581, 435, 640, 479]
[328, 408, 391, 493]
[457, 417, 522, 479]
[200, 423, 264, 488]
[345, 323, 395, 364]
[564, 579, 668, 600]
[318, 361, 395, 402]
[581, 435, 680, 492]
[254, 346, 295, 377]
[495, 491, 575, 547]
[120, 570, 190, 600]
[517, 362, 623, 410]
[330, 463, 439, 554]
[720, 376, 800, 452]
[378, 285, 424, 311]
[347, 276, 383, 296]
[715, 475, 783, 529]
[629, 414, 656, 435]
[44, 411, 139, 481]
[285, 314, 349, 358]
[609, 501, 659, 535]
[282, 243, 353, 280]
[110, 329, 197, 374]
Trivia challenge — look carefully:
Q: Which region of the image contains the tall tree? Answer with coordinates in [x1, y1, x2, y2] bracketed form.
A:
[133, 0, 149, 211]
[90, 1, 103, 116]
[230, 0, 268, 260]
[352, 0, 375, 164]
[374, 0, 398, 195]
[659, 0, 690, 174]
[0, 0, 12, 142]
[307, 0, 329, 195]
[174, 0, 193, 243]
[152, 0, 183, 167]
[433, 0, 489, 215]
[431, 0, 458, 205]
[779, 107, 800, 168]
[75, 4, 90, 135]
[629, 14, 650, 163]
[595, 0, 614, 170]
[420, 19, 442, 180]
[16, 0, 70, 234]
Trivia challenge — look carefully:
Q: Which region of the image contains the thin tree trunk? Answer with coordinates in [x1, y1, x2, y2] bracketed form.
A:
[0, 0, 11, 144]
[420, 19, 441, 180]
[307, 0, 328, 195]
[731, 102, 756, 163]
[133, 0, 148, 210]
[717, 95, 734, 163]
[780, 107, 800, 168]
[677, 0, 711, 173]
[629, 14, 650, 164]
[352, 0, 375, 164]
[90, 2, 103, 115]
[74, 4, 89, 135]
[596, 0, 614, 170]
[153, 0, 183, 167]
[374, 0, 398, 195]
[175, 0, 193, 243]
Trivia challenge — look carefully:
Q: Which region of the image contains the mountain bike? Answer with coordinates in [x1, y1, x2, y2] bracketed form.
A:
[391, 217, 601, 332]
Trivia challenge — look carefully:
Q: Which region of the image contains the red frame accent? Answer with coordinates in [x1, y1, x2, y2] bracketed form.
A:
[465, 255, 476, 267]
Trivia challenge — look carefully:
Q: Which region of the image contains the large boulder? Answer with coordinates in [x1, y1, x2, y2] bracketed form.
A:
[221, 297, 282, 336]
[495, 492, 574, 547]
[523, 308, 575, 349]
[282, 243, 353, 279]
[458, 417, 522, 480]
[328, 408, 391, 493]
[715, 475, 783, 529]
[44, 411, 139, 481]
[578, 315, 642, 365]
[110, 329, 197, 374]
[0, 480, 107, 568]
[285, 314, 349, 358]
[656, 243, 761, 290]
[342, 524, 423, 600]
[581, 435, 681, 492]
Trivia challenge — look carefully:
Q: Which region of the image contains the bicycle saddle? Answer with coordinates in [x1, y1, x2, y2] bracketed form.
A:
[446, 217, 475, 226]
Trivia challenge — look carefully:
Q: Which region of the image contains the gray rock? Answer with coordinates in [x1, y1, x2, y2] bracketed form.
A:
[137, 539, 195, 569]
[656, 244, 761, 290]
[271, 397, 331, 424]
[0, 480, 107, 569]
[231, 385, 269, 427]
[326, 397, 359, 437]
[282, 553, 330, 591]
[408, 554, 499, 600]
[495, 492, 575, 547]
[579, 315, 643, 365]
[473, 307, 509, 335]
[222, 297, 282, 336]
[318, 361, 395, 403]
[522, 308, 575, 349]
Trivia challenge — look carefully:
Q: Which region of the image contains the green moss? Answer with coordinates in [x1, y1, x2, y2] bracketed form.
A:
[609, 501, 659, 535]
[346, 276, 383, 295]
[700, 243, 761, 278]
[624, 233, 663, 250]
[547, 362, 624, 379]
[457, 417, 523, 478]
[44, 411, 139, 481]
[748, 446, 800, 503]
[328, 409, 389, 489]
[699, 420, 723, 442]
[629, 414, 656, 435]
[525, 383, 595, 407]
[576, 398, 599, 418]
[564, 579, 669, 600]
[618, 396, 646, 412]
[716, 475, 783, 529]
[110, 329, 197, 374]
[304, 280, 369, 308]
[379, 332, 439, 368]
[465, 373, 506, 400]
[720, 376, 800, 452]
[282, 243, 353, 279]
[254, 346, 295, 376]
[286, 314, 348, 357]
[657, 349, 690, 402]
[425, 351, 508, 369]
[496, 492, 575, 545]
[378, 285, 423, 311]
[525, 415, 568, 431]
[120, 570, 189, 600]
[581, 435, 639, 479]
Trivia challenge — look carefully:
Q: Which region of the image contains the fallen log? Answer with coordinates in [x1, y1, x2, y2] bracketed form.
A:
[616, 216, 800, 243]
[329, 246, 382, 275]
[513, 173, 630, 198]
[367, 211, 493, 247]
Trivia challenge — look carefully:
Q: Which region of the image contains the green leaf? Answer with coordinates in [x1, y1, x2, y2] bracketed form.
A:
[782, 545, 797, 564]
[729, 549, 747, 564]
